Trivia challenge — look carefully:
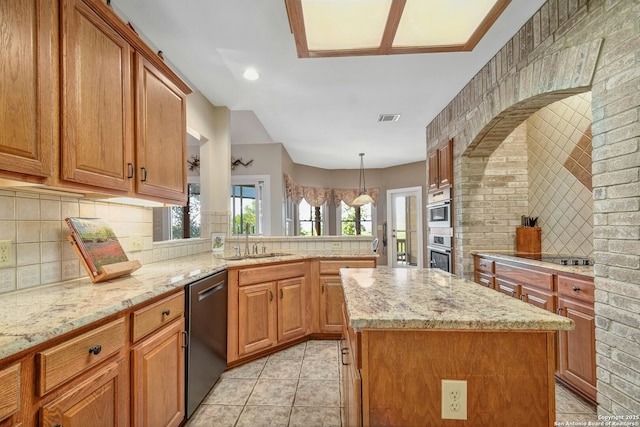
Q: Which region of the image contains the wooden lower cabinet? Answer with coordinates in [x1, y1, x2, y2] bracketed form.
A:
[319, 276, 344, 333]
[238, 276, 307, 357]
[277, 277, 306, 342]
[556, 275, 596, 402]
[473, 254, 597, 404]
[0, 363, 20, 422]
[318, 259, 376, 334]
[131, 317, 185, 427]
[41, 358, 128, 427]
[238, 282, 278, 356]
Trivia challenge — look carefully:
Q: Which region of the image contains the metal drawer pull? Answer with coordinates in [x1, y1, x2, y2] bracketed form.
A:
[572, 286, 581, 292]
[269, 290, 273, 301]
[127, 162, 134, 178]
[88, 345, 102, 355]
[280, 288, 283, 299]
[341, 347, 348, 366]
[557, 308, 564, 315]
[162, 309, 171, 316]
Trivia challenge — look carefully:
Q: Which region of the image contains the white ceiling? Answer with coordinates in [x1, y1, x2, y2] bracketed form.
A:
[111, 0, 546, 169]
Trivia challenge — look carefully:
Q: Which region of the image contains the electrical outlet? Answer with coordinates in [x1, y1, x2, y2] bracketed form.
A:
[442, 379, 467, 420]
[331, 241, 342, 249]
[130, 235, 143, 252]
[0, 240, 13, 269]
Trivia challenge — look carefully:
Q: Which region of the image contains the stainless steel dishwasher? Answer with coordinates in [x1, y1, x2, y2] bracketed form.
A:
[185, 269, 227, 419]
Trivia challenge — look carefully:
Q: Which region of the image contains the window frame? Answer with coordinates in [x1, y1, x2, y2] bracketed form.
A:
[231, 175, 271, 236]
[336, 201, 376, 236]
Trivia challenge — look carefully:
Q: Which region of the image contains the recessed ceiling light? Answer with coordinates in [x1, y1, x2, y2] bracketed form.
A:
[378, 114, 401, 122]
[243, 67, 260, 81]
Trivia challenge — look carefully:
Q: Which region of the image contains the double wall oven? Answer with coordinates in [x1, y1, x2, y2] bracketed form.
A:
[427, 187, 453, 273]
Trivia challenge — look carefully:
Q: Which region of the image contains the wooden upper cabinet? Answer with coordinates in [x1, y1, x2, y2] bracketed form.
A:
[60, 0, 134, 192]
[428, 139, 453, 192]
[0, 0, 56, 180]
[135, 54, 188, 204]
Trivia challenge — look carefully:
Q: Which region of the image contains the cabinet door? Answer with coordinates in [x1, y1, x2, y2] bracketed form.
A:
[135, 54, 187, 204]
[557, 297, 596, 402]
[60, 0, 134, 192]
[427, 150, 439, 191]
[131, 318, 185, 427]
[521, 284, 556, 313]
[319, 276, 344, 333]
[437, 141, 452, 188]
[41, 358, 127, 427]
[277, 277, 306, 342]
[0, 0, 55, 180]
[238, 282, 277, 356]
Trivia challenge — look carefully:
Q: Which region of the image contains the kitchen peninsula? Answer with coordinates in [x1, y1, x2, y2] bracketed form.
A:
[340, 267, 573, 427]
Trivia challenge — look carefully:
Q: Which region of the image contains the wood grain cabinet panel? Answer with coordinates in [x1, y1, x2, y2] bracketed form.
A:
[557, 275, 596, 402]
[36, 318, 126, 396]
[134, 54, 187, 203]
[60, 0, 134, 192]
[319, 276, 344, 333]
[277, 277, 306, 343]
[0, 0, 56, 180]
[238, 282, 277, 356]
[40, 358, 128, 427]
[131, 291, 184, 343]
[0, 363, 20, 421]
[131, 318, 185, 427]
[428, 139, 452, 192]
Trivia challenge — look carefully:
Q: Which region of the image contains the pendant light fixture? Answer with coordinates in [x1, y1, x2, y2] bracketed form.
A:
[352, 153, 374, 206]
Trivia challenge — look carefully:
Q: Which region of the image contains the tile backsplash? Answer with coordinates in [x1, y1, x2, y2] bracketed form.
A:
[0, 190, 375, 294]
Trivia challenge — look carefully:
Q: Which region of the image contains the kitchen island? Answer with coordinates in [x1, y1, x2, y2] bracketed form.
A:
[340, 267, 573, 427]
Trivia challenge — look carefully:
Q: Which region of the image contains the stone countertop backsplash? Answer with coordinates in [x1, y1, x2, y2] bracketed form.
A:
[341, 267, 574, 332]
[0, 252, 376, 361]
[471, 250, 595, 278]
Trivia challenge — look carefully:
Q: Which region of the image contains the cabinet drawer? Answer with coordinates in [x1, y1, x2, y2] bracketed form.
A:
[558, 275, 594, 303]
[37, 318, 125, 396]
[239, 262, 305, 286]
[320, 259, 375, 275]
[495, 262, 554, 291]
[0, 363, 20, 421]
[132, 291, 185, 342]
[475, 272, 494, 289]
[474, 257, 494, 274]
[341, 304, 361, 369]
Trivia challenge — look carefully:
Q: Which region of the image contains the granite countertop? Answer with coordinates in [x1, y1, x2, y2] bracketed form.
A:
[0, 251, 375, 361]
[340, 267, 574, 331]
[471, 251, 594, 278]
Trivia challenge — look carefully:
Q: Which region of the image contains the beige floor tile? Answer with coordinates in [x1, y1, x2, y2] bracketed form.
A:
[301, 357, 340, 380]
[267, 342, 307, 361]
[289, 406, 341, 427]
[185, 404, 243, 427]
[305, 340, 339, 360]
[261, 356, 302, 379]
[203, 378, 256, 405]
[236, 405, 291, 427]
[295, 379, 341, 407]
[246, 378, 298, 406]
[221, 356, 267, 379]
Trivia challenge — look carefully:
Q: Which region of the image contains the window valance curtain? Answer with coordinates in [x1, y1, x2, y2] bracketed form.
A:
[333, 188, 379, 207]
[284, 174, 379, 207]
[284, 174, 331, 207]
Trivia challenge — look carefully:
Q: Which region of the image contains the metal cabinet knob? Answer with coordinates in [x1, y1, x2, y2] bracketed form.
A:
[162, 309, 171, 316]
[572, 286, 581, 292]
[88, 345, 102, 355]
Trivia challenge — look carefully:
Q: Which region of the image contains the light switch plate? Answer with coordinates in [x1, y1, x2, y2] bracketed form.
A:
[130, 235, 143, 252]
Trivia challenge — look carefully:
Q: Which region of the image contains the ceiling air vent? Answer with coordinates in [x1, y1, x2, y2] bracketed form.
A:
[378, 114, 401, 122]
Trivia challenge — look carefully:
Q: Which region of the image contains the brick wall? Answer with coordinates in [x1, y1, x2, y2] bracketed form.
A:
[426, 0, 640, 416]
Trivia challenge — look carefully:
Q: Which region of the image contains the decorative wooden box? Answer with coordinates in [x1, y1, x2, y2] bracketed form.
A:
[516, 227, 541, 254]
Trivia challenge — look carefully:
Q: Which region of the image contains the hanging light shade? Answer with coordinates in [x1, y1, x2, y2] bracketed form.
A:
[352, 153, 374, 206]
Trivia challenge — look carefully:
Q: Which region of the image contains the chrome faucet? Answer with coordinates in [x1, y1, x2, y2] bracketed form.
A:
[244, 223, 251, 256]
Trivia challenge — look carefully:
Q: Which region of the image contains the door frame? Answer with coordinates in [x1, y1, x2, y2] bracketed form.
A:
[386, 186, 423, 268]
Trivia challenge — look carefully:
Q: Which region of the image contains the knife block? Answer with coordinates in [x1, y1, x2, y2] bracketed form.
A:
[516, 227, 541, 254]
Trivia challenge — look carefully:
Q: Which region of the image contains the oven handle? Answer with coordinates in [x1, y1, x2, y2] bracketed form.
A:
[427, 245, 451, 254]
[426, 199, 451, 208]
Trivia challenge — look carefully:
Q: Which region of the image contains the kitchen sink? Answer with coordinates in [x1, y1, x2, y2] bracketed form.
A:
[223, 253, 292, 261]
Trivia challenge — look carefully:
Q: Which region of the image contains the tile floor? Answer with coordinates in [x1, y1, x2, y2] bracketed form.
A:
[185, 339, 597, 426]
